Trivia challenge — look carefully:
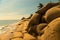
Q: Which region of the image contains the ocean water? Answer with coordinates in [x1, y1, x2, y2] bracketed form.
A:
[0, 20, 19, 26]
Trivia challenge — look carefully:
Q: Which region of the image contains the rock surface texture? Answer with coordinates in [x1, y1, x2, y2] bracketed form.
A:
[0, 2, 60, 40]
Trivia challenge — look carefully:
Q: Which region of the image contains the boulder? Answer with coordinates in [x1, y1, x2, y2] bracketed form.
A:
[26, 3, 59, 31]
[40, 17, 60, 40]
[26, 13, 41, 32]
[12, 32, 23, 38]
[16, 19, 29, 32]
[36, 2, 59, 23]
[0, 31, 13, 40]
[27, 23, 47, 37]
[36, 2, 59, 14]
[23, 33, 36, 40]
[44, 5, 60, 23]
[29, 13, 41, 25]
[36, 23, 47, 36]
[27, 14, 33, 19]
[21, 17, 25, 20]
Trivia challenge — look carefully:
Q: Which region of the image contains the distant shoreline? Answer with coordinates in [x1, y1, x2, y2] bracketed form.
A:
[0, 20, 19, 26]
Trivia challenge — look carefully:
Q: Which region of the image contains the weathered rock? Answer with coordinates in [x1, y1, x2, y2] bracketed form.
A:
[26, 3, 59, 31]
[0, 2, 60, 40]
[21, 17, 26, 20]
[16, 19, 29, 32]
[44, 5, 60, 23]
[0, 31, 13, 40]
[37, 36, 41, 40]
[40, 17, 60, 40]
[23, 33, 36, 40]
[36, 2, 59, 14]
[11, 38, 23, 40]
[12, 32, 23, 38]
[29, 13, 41, 25]
[26, 13, 41, 32]
[27, 14, 33, 19]
[26, 23, 47, 38]
[36, 23, 47, 36]
[36, 2, 59, 23]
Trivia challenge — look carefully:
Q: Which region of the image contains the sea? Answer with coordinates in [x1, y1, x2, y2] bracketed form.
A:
[0, 20, 19, 26]
[0, 20, 19, 34]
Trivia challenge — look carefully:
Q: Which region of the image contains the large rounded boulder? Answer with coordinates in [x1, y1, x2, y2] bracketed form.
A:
[27, 23, 47, 37]
[29, 13, 41, 25]
[26, 13, 41, 32]
[44, 5, 60, 23]
[40, 17, 60, 40]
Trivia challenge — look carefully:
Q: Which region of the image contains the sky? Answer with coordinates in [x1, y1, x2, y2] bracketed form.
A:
[0, 0, 59, 20]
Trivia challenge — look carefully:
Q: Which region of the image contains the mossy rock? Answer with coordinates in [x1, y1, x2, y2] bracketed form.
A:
[44, 5, 60, 23]
[41, 17, 60, 40]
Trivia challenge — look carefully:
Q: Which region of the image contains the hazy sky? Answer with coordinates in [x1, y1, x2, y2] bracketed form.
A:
[0, 0, 58, 20]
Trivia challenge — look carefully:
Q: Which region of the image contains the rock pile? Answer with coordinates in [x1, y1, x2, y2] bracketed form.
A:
[26, 2, 60, 40]
[0, 2, 60, 40]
